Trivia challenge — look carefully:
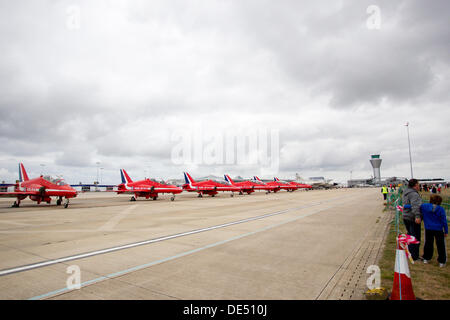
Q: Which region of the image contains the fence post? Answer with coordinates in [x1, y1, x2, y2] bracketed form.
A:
[394, 197, 402, 299]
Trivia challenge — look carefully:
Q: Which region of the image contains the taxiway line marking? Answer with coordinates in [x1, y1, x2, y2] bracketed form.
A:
[0, 196, 350, 277]
[1, 202, 323, 277]
[29, 205, 334, 300]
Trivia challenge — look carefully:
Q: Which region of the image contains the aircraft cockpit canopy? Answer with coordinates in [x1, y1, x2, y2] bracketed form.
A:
[42, 175, 67, 186]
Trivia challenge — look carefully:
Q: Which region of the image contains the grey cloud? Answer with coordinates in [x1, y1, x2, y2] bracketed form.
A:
[235, 0, 450, 108]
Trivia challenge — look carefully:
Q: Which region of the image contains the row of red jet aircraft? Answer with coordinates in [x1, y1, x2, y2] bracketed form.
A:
[0, 164, 312, 208]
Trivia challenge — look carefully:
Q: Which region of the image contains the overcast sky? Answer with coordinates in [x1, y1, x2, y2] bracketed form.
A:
[0, 0, 449, 184]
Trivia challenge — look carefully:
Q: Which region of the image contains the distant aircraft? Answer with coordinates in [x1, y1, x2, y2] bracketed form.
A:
[0, 163, 77, 208]
[251, 176, 296, 192]
[270, 177, 299, 192]
[224, 174, 277, 194]
[252, 176, 281, 193]
[274, 177, 312, 190]
[182, 172, 241, 197]
[295, 174, 334, 189]
[117, 169, 183, 201]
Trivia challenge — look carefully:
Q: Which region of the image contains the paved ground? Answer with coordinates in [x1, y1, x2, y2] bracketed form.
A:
[0, 188, 389, 299]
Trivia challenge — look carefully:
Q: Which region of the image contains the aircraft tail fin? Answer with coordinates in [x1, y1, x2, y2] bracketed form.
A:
[120, 169, 133, 184]
[184, 172, 196, 185]
[274, 177, 280, 182]
[253, 176, 262, 182]
[224, 174, 234, 185]
[19, 163, 29, 182]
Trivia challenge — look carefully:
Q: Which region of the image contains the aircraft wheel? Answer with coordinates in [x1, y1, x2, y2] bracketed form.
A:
[170, 196, 175, 201]
[239, 191, 243, 195]
[12, 201, 19, 208]
[230, 193, 234, 197]
[153, 197, 157, 201]
[130, 196, 136, 201]
[64, 203, 69, 208]
[57, 199, 62, 206]
[212, 194, 215, 197]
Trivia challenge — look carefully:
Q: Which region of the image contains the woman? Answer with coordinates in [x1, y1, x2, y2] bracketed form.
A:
[421, 195, 448, 267]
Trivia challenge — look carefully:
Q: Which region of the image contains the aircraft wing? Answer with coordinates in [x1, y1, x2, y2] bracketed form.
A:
[215, 186, 241, 191]
[0, 191, 40, 198]
[190, 185, 236, 191]
[153, 187, 182, 192]
[194, 186, 218, 191]
[118, 187, 181, 193]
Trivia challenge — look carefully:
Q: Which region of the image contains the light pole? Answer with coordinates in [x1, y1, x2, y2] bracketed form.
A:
[405, 122, 414, 179]
[146, 163, 151, 180]
[100, 167, 104, 184]
[96, 161, 101, 185]
[40, 164, 45, 176]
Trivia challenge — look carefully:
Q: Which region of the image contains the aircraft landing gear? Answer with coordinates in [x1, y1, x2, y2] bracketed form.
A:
[152, 196, 157, 201]
[130, 196, 136, 201]
[266, 191, 270, 194]
[198, 193, 203, 198]
[170, 195, 175, 201]
[57, 197, 62, 206]
[239, 191, 243, 195]
[230, 193, 234, 197]
[11, 200, 20, 208]
[64, 199, 70, 208]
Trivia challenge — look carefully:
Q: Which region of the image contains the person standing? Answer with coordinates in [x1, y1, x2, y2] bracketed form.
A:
[402, 179, 423, 261]
[381, 185, 388, 201]
[431, 185, 437, 194]
[421, 195, 448, 267]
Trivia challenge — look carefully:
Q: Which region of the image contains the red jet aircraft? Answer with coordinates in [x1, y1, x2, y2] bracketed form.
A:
[274, 177, 313, 190]
[117, 169, 183, 201]
[269, 177, 299, 192]
[251, 176, 282, 193]
[252, 176, 298, 192]
[182, 172, 240, 197]
[0, 163, 77, 208]
[223, 174, 278, 194]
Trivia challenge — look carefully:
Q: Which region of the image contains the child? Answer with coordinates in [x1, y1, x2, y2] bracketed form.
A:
[420, 195, 448, 267]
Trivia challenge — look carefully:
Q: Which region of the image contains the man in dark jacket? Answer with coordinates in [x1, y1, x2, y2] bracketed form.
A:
[402, 179, 422, 260]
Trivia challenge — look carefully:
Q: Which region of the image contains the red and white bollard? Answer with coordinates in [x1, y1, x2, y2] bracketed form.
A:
[390, 234, 418, 300]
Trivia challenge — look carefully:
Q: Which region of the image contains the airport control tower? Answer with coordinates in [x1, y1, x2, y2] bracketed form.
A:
[370, 154, 382, 184]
